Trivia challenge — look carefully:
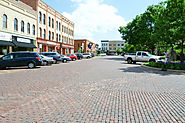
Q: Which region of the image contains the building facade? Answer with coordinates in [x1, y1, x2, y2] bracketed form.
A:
[20, 0, 75, 55]
[74, 39, 96, 53]
[101, 40, 125, 53]
[0, 0, 37, 56]
[101, 40, 109, 52]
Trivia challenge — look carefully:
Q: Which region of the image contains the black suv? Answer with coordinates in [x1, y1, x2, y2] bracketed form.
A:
[40, 52, 62, 64]
[0, 52, 42, 69]
[74, 53, 83, 60]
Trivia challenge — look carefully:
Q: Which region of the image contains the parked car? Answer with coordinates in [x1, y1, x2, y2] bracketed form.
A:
[74, 53, 83, 60]
[66, 54, 78, 61]
[0, 52, 42, 69]
[40, 52, 62, 64]
[60, 55, 72, 63]
[91, 53, 95, 57]
[40, 55, 54, 65]
[82, 53, 92, 59]
[123, 51, 162, 64]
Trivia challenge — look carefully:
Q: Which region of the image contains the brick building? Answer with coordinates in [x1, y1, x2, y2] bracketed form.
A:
[74, 39, 95, 53]
[20, 0, 75, 55]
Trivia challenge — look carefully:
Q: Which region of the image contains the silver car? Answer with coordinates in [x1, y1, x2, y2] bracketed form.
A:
[40, 55, 54, 65]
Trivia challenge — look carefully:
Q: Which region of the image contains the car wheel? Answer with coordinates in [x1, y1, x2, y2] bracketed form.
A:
[133, 61, 136, 64]
[149, 59, 156, 62]
[63, 59, 67, 63]
[72, 58, 76, 61]
[53, 59, 57, 64]
[127, 58, 132, 64]
[87, 56, 90, 59]
[28, 62, 35, 69]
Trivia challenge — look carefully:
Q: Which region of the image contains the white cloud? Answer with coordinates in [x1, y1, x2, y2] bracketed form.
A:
[64, 0, 127, 44]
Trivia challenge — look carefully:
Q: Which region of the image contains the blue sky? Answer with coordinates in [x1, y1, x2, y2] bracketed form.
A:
[43, 0, 163, 45]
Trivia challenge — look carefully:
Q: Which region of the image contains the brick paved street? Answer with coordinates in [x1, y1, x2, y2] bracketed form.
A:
[0, 56, 184, 122]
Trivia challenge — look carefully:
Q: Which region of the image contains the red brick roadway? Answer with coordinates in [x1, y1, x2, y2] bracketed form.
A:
[0, 56, 184, 122]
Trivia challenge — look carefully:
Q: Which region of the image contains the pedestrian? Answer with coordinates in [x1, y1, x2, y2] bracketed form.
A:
[161, 50, 169, 71]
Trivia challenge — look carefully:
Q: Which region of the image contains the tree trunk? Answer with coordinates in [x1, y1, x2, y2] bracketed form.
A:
[180, 40, 184, 62]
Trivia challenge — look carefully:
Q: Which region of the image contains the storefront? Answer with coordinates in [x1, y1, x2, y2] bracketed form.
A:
[62, 43, 74, 55]
[37, 39, 61, 53]
[12, 36, 36, 52]
[0, 32, 14, 56]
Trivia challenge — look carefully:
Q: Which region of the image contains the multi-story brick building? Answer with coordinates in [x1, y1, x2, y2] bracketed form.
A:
[20, 0, 75, 55]
[0, 0, 37, 56]
[74, 39, 95, 53]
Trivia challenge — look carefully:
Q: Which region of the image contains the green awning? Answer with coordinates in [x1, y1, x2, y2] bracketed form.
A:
[0, 40, 15, 46]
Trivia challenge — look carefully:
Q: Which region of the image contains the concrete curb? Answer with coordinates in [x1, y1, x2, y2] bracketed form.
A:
[141, 64, 185, 73]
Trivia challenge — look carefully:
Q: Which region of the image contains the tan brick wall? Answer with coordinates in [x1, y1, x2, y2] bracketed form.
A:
[74, 39, 96, 53]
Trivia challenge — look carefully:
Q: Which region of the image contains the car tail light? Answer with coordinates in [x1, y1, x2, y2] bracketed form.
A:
[36, 57, 40, 61]
[59, 55, 61, 58]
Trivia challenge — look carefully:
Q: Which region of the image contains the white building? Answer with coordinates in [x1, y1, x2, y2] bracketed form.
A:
[101, 40, 109, 52]
[0, 0, 37, 56]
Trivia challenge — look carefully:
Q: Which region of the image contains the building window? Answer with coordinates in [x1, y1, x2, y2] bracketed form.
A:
[66, 28, 68, 34]
[110, 48, 112, 50]
[43, 29, 46, 39]
[56, 21, 58, 30]
[39, 27, 42, 38]
[121, 44, 124, 46]
[52, 32, 54, 40]
[113, 44, 116, 46]
[43, 14, 46, 25]
[52, 19, 54, 28]
[62, 36, 63, 42]
[64, 26, 66, 33]
[32, 25, 35, 35]
[109, 44, 112, 46]
[14, 18, 18, 31]
[21, 21, 24, 32]
[59, 34, 61, 41]
[118, 44, 120, 46]
[49, 17, 51, 27]
[49, 31, 51, 40]
[3, 14, 7, 28]
[27, 23, 30, 34]
[59, 23, 61, 31]
[62, 25, 64, 32]
[114, 48, 116, 50]
[56, 34, 58, 41]
[39, 11, 42, 23]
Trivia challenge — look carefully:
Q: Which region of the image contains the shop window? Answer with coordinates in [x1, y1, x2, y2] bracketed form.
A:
[43, 29, 46, 39]
[39, 27, 42, 38]
[52, 19, 54, 28]
[39, 11, 42, 23]
[32, 25, 35, 35]
[21, 21, 24, 32]
[49, 31, 51, 40]
[43, 14, 46, 25]
[48, 17, 51, 27]
[27, 23, 30, 34]
[3, 14, 7, 28]
[14, 18, 18, 31]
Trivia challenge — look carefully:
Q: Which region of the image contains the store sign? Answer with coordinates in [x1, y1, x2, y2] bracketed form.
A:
[0, 32, 12, 41]
[47, 41, 56, 45]
[17, 38, 31, 44]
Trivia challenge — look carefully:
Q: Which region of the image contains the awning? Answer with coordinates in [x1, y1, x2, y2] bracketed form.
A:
[13, 40, 37, 48]
[0, 40, 15, 46]
[12, 36, 37, 48]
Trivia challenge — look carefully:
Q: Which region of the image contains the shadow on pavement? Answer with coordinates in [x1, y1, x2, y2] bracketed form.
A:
[1, 66, 41, 70]
[119, 66, 184, 76]
[104, 57, 124, 61]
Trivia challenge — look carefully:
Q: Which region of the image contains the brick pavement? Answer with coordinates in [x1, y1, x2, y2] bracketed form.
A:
[0, 56, 184, 122]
